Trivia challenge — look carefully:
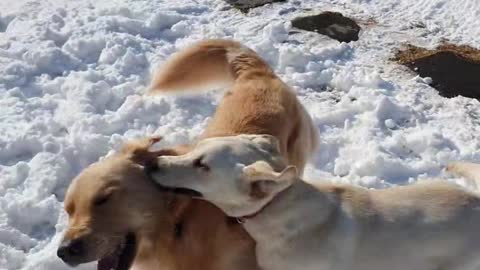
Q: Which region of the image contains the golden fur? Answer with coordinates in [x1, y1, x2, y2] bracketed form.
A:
[150, 39, 318, 172]
[60, 39, 318, 270]
[63, 138, 257, 270]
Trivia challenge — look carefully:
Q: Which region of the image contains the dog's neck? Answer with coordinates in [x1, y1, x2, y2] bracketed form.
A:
[236, 186, 290, 223]
[241, 179, 338, 241]
[132, 188, 183, 270]
[132, 230, 167, 270]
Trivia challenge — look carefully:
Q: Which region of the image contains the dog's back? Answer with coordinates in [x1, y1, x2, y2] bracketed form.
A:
[247, 179, 480, 270]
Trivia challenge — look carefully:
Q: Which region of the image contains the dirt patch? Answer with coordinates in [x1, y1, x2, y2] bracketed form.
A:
[395, 44, 480, 99]
[291, 11, 361, 43]
[224, 0, 286, 12]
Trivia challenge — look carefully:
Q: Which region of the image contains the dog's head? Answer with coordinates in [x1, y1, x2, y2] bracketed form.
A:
[58, 136, 178, 270]
[149, 134, 296, 217]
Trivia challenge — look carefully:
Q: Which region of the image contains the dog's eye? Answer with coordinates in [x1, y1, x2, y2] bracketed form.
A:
[193, 156, 210, 171]
[93, 193, 111, 206]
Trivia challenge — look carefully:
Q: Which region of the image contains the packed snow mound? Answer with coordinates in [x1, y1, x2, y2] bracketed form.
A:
[0, 0, 479, 269]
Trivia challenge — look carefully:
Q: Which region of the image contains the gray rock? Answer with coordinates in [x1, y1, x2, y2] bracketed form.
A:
[224, 0, 286, 12]
[291, 12, 361, 43]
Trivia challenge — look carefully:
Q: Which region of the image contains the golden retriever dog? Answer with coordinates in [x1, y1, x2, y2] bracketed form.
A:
[57, 137, 258, 270]
[150, 39, 318, 173]
[150, 134, 480, 270]
[57, 39, 318, 270]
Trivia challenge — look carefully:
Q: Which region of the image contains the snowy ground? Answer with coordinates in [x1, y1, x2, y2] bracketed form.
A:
[1, 0, 479, 269]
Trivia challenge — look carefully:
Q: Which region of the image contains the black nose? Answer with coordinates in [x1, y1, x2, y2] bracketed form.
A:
[144, 160, 159, 175]
[57, 238, 85, 263]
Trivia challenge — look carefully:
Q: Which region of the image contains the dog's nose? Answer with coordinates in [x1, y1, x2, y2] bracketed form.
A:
[144, 160, 160, 174]
[57, 238, 85, 263]
[145, 158, 169, 175]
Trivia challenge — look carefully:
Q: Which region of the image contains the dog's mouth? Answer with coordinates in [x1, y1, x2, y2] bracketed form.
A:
[157, 185, 203, 198]
[97, 233, 136, 270]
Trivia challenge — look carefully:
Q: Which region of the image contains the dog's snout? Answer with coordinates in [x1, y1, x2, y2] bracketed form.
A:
[57, 238, 85, 263]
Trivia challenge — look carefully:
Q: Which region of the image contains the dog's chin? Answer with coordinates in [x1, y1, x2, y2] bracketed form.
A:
[97, 233, 137, 270]
[156, 185, 203, 198]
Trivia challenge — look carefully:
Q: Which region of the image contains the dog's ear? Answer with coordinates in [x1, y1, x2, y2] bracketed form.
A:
[242, 161, 297, 199]
[121, 136, 172, 166]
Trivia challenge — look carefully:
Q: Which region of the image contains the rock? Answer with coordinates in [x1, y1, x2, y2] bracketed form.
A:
[291, 11, 361, 43]
[224, 0, 286, 12]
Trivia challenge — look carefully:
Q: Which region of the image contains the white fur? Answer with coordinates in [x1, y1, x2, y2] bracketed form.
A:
[151, 134, 287, 216]
[151, 135, 480, 270]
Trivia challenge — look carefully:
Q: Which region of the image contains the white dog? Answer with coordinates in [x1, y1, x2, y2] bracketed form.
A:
[149, 134, 480, 270]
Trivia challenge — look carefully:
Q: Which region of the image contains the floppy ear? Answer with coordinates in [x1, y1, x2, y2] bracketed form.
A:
[121, 136, 175, 166]
[243, 161, 297, 199]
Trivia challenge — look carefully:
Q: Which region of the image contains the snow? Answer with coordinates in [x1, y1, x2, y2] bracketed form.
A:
[0, 0, 479, 269]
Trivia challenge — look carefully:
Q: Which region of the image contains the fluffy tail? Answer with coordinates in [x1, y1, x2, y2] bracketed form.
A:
[447, 161, 480, 188]
[149, 39, 273, 93]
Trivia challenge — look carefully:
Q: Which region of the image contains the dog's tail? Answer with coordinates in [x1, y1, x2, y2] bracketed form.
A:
[446, 161, 480, 188]
[149, 39, 274, 94]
